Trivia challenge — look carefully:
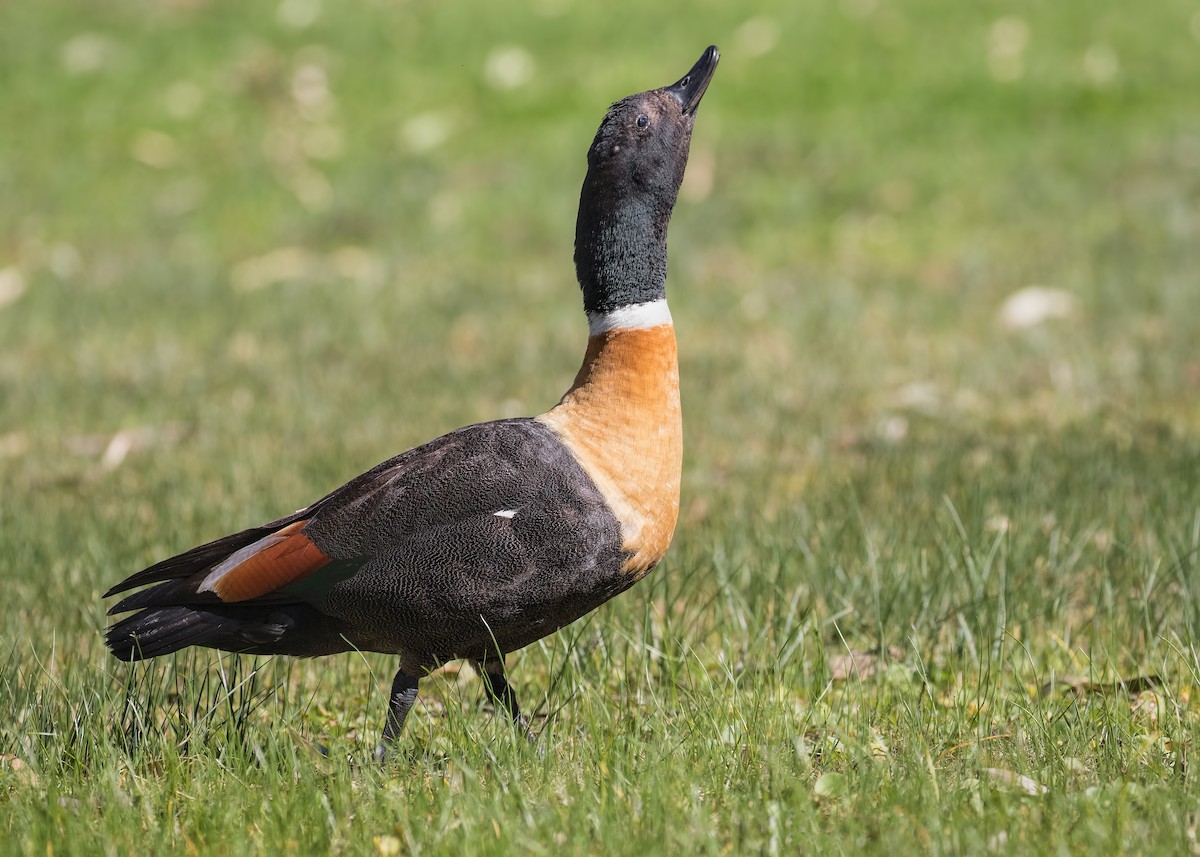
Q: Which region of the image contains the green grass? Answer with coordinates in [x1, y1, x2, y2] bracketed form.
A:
[3, 0, 1200, 853]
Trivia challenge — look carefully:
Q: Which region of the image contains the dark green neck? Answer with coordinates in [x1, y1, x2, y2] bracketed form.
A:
[574, 175, 673, 313]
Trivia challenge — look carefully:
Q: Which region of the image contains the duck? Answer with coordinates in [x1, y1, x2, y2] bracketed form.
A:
[104, 45, 720, 753]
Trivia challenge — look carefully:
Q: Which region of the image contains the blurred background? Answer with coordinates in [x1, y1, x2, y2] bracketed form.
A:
[2, 0, 1199, 759]
[3, 1, 1200, 849]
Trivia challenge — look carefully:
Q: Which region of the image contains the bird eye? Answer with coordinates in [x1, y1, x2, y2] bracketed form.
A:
[636, 114, 650, 129]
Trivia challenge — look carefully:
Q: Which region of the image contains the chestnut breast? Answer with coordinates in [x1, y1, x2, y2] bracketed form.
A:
[538, 323, 682, 577]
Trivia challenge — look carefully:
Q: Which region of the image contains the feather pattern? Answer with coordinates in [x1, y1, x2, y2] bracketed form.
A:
[104, 419, 628, 672]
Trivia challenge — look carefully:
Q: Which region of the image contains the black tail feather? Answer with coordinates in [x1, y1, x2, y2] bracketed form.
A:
[107, 579, 220, 616]
[104, 528, 267, 599]
[103, 507, 311, 599]
[105, 607, 290, 661]
[105, 604, 353, 661]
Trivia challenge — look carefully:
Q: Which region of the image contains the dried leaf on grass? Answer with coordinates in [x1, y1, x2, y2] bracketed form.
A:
[1040, 674, 1162, 698]
[985, 767, 1048, 796]
[827, 646, 905, 681]
[0, 755, 39, 787]
[64, 423, 188, 471]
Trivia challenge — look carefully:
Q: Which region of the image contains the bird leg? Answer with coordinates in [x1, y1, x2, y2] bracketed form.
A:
[374, 668, 420, 762]
[475, 658, 535, 741]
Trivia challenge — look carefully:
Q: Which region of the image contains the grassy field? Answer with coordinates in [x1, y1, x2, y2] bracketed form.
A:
[3, 0, 1200, 853]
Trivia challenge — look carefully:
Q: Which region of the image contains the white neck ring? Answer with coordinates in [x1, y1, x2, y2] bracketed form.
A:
[586, 299, 673, 336]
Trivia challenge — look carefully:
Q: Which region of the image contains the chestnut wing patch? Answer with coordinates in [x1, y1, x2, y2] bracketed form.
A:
[198, 520, 333, 603]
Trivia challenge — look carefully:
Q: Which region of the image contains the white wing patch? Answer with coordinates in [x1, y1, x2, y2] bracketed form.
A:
[493, 509, 519, 519]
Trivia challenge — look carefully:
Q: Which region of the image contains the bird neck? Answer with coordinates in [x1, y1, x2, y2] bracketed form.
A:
[538, 301, 682, 576]
[561, 302, 679, 409]
[574, 179, 672, 313]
